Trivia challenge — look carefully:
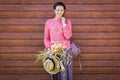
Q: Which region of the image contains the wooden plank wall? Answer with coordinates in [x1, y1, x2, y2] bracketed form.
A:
[0, 0, 120, 80]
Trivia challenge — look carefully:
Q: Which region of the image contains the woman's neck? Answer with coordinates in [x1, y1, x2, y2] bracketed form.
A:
[54, 16, 62, 20]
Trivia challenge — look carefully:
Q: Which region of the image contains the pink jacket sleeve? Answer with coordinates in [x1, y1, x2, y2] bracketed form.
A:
[62, 19, 72, 39]
[44, 21, 50, 48]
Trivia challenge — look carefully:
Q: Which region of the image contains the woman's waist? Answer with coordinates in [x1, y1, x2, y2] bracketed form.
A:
[50, 40, 70, 44]
[50, 40, 70, 49]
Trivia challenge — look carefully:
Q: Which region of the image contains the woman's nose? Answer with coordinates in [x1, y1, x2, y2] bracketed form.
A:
[58, 11, 61, 14]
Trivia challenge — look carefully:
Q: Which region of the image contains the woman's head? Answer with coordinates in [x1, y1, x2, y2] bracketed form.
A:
[53, 2, 66, 18]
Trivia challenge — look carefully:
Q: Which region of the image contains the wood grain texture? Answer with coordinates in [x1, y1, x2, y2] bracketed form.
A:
[0, 33, 120, 39]
[0, 11, 120, 19]
[0, 75, 51, 80]
[0, 53, 120, 60]
[0, 39, 120, 47]
[0, 74, 120, 80]
[0, 25, 120, 33]
[0, 61, 120, 68]
[0, 47, 120, 53]
[0, 0, 120, 4]
[74, 74, 120, 80]
[0, 67, 119, 74]
[0, 19, 120, 25]
[0, 0, 120, 80]
[0, 5, 120, 11]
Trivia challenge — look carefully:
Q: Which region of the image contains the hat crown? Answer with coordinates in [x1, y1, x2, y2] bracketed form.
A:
[43, 56, 60, 74]
[44, 59, 54, 71]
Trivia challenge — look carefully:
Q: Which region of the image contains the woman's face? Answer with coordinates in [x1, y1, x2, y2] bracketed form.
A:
[54, 6, 65, 18]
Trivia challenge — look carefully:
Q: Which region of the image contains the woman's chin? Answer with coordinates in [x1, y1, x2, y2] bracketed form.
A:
[57, 15, 62, 18]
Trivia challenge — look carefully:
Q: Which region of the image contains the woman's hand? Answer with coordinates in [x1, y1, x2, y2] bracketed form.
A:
[46, 48, 52, 56]
[62, 17, 67, 26]
[62, 17, 66, 23]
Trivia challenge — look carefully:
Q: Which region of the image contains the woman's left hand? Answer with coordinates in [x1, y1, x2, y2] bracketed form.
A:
[62, 17, 66, 24]
[62, 17, 67, 26]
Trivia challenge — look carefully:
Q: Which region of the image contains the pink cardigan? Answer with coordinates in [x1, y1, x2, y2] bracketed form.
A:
[44, 18, 72, 50]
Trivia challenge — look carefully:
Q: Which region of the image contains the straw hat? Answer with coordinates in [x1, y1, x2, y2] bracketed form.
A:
[43, 56, 61, 74]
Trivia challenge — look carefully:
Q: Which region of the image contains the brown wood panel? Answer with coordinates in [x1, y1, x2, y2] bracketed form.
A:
[0, 26, 43, 32]
[0, 11, 54, 19]
[74, 74, 120, 80]
[75, 39, 120, 46]
[0, 0, 120, 4]
[0, 75, 50, 80]
[0, 47, 120, 53]
[0, 39, 120, 47]
[0, 5, 119, 11]
[81, 47, 120, 52]
[0, 61, 42, 67]
[0, 40, 42, 47]
[0, 67, 119, 74]
[72, 33, 120, 39]
[0, 47, 41, 53]
[0, 0, 120, 80]
[0, 33, 43, 39]
[0, 53, 37, 60]
[0, 25, 120, 33]
[74, 67, 120, 73]
[0, 61, 120, 68]
[0, 11, 120, 19]
[72, 25, 120, 32]
[0, 33, 120, 39]
[74, 61, 120, 67]
[0, 19, 120, 25]
[0, 74, 120, 80]
[0, 68, 47, 74]
[65, 11, 120, 18]
[0, 53, 120, 60]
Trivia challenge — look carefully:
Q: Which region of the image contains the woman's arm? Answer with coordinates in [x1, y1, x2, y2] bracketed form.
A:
[62, 19, 72, 39]
[44, 21, 50, 48]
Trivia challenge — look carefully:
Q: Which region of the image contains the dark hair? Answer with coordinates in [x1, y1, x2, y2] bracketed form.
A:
[53, 2, 66, 10]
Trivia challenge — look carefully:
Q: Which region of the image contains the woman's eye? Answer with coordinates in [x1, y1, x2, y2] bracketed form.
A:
[56, 10, 64, 12]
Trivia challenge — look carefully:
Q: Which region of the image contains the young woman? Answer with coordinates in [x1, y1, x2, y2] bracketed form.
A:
[44, 2, 73, 80]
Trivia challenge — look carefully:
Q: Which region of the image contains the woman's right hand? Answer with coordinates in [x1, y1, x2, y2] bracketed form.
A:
[61, 17, 67, 27]
[47, 48, 51, 56]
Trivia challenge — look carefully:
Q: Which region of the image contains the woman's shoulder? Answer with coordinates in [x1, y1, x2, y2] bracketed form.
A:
[45, 19, 54, 24]
[66, 19, 72, 24]
[67, 19, 71, 21]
